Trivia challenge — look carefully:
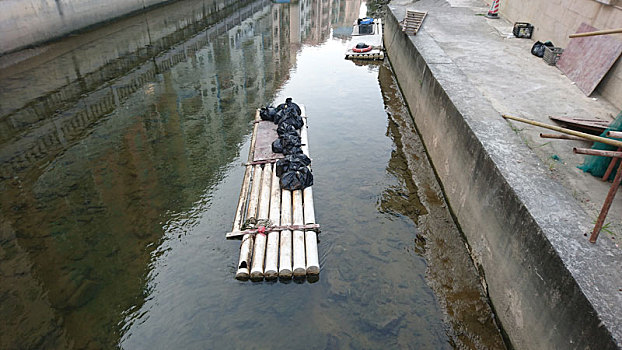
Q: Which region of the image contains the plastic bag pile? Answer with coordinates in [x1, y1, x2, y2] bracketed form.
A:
[260, 98, 313, 190]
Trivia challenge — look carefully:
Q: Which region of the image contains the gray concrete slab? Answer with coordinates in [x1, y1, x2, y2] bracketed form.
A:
[394, 0, 622, 240]
[385, 0, 622, 348]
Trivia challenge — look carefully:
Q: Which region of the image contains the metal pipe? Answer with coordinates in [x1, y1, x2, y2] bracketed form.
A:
[602, 147, 622, 181]
[502, 114, 622, 148]
[606, 131, 622, 139]
[539, 133, 586, 141]
[573, 148, 622, 158]
[590, 160, 622, 243]
[569, 28, 622, 38]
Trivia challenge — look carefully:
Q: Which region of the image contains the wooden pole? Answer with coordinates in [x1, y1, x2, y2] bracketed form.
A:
[264, 164, 281, 279]
[502, 114, 622, 148]
[300, 113, 319, 275]
[236, 164, 262, 279]
[292, 190, 306, 277]
[250, 164, 273, 280]
[569, 28, 622, 38]
[279, 189, 293, 278]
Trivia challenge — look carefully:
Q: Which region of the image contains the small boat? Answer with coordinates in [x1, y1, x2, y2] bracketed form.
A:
[345, 18, 384, 60]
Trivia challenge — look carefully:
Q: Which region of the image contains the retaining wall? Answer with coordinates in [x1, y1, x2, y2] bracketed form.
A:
[384, 7, 621, 350]
[0, 0, 180, 55]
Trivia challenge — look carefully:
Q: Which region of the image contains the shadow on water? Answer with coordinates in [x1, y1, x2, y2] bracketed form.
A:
[378, 63, 507, 349]
[0, 0, 505, 349]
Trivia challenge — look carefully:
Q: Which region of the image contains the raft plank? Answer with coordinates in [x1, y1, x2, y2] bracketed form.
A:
[253, 121, 283, 162]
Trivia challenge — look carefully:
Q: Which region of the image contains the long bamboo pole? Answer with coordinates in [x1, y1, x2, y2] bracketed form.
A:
[264, 164, 281, 279]
[300, 112, 319, 275]
[569, 28, 622, 38]
[292, 190, 306, 277]
[502, 114, 622, 148]
[250, 164, 273, 280]
[236, 164, 262, 280]
[231, 110, 260, 233]
[279, 189, 293, 278]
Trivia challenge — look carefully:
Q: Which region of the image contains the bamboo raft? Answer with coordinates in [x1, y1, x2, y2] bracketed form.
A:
[345, 19, 385, 60]
[227, 105, 319, 280]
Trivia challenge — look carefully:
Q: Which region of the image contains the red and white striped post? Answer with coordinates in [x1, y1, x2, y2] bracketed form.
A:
[486, 0, 500, 19]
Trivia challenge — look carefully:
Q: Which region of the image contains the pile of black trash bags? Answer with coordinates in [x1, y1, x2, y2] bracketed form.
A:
[260, 98, 313, 191]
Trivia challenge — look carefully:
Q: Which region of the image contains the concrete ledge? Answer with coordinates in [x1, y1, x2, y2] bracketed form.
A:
[384, 6, 621, 350]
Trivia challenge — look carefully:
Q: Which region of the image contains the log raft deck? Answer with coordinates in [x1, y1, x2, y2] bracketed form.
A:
[227, 106, 320, 280]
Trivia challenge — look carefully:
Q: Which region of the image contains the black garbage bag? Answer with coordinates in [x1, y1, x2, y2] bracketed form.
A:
[280, 167, 313, 190]
[276, 154, 311, 177]
[276, 97, 301, 116]
[272, 138, 283, 153]
[531, 41, 554, 57]
[273, 109, 287, 125]
[274, 106, 302, 126]
[278, 113, 304, 130]
[259, 105, 278, 121]
[355, 42, 370, 49]
[277, 122, 299, 137]
[284, 146, 303, 155]
[272, 133, 301, 154]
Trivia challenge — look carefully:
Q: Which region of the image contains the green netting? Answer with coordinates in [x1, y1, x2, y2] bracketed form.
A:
[577, 111, 622, 181]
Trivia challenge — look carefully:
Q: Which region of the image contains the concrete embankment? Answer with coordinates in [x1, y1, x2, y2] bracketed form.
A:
[1, 0, 188, 55]
[384, 2, 621, 349]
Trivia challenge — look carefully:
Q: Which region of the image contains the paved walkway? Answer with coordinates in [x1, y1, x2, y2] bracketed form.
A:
[389, 0, 622, 244]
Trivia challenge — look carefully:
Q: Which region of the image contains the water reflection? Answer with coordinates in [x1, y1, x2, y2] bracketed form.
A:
[0, 0, 306, 347]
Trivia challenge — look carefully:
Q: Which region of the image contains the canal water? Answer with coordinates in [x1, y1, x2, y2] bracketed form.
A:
[0, 0, 506, 349]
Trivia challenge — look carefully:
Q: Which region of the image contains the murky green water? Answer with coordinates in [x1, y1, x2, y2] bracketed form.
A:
[0, 0, 505, 349]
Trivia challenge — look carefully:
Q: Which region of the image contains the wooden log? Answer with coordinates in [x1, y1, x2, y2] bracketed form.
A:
[264, 164, 281, 279]
[292, 190, 306, 277]
[300, 115, 319, 275]
[502, 114, 622, 148]
[569, 28, 622, 38]
[250, 164, 273, 280]
[279, 189, 293, 278]
[235, 164, 262, 280]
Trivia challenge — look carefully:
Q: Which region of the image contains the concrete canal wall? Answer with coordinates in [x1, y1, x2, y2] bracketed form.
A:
[0, 0, 184, 55]
[384, 6, 621, 350]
